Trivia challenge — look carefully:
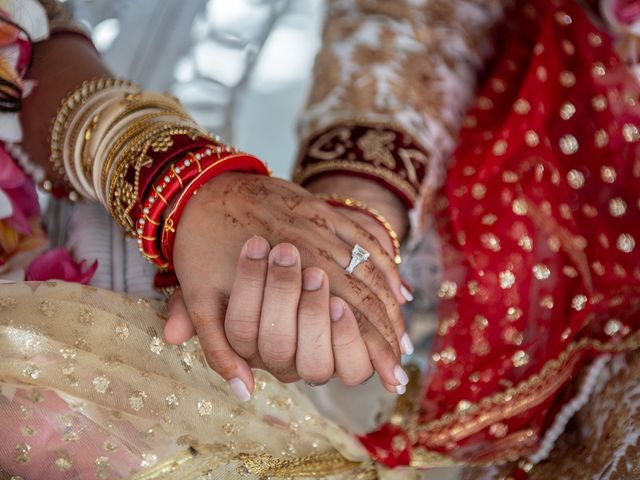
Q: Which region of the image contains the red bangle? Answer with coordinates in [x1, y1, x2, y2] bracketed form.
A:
[137, 146, 220, 268]
[161, 154, 271, 265]
[130, 135, 218, 224]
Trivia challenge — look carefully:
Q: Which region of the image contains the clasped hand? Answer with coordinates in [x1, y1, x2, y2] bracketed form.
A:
[164, 173, 413, 401]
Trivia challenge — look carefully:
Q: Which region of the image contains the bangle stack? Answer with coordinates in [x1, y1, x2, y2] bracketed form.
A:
[317, 193, 402, 265]
[49, 77, 271, 279]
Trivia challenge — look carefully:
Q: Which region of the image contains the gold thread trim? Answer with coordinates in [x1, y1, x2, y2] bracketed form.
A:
[295, 160, 418, 203]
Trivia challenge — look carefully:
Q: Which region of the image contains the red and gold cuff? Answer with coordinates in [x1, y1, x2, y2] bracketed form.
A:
[295, 124, 429, 208]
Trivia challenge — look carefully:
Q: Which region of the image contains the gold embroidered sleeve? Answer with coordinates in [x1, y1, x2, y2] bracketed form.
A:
[296, 0, 505, 207]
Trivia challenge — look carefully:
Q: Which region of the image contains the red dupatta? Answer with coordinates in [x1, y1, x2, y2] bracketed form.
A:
[362, 0, 640, 469]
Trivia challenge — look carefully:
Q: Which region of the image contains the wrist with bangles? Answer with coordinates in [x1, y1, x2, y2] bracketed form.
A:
[47, 77, 271, 290]
[316, 193, 402, 265]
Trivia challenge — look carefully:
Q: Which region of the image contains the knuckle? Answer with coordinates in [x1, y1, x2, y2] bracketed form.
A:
[267, 280, 300, 297]
[225, 318, 258, 344]
[297, 354, 333, 382]
[342, 369, 373, 387]
[259, 337, 296, 365]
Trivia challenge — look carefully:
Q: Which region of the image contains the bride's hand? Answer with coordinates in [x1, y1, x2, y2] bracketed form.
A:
[167, 173, 409, 397]
[167, 238, 406, 400]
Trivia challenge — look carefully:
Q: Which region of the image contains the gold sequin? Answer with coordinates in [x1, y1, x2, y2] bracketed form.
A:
[489, 423, 509, 438]
[503, 170, 519, 182]
[588, 32, 602, 46]
[129, 391, 147, 411]
[22, 364, 40, 380]
[563, 266, 578, 278]
[595, 129, 609, 148]
[525, 130, 539, 147]
[623, 123, 639, 142]
[536, 66, 548, 82]
[592, 62, 606, 77]
[512, 350, 530, 367]
[456, 400, 472, 413]
[562, 39, 575, 55]
[499, 270, 516, 289]
[600, 165, 617, 183]
[591, 95, 607, 111]
[477, 96, 494, 110]
[15, 442, 31, 464]
[513, 98, 531, 114]
[438, 280, 458, 299]
[433, 346, 457, 364]
[609, 197, 627, 217]
[150, 336, 165, 354]
[93, 375, 110, 394]
[532, 264, 551, 280]
[141, 453, 158, 468]
[559, 134, 579, 154]
[472, 183, 487, 199]
[482, 214, 498, 225]
[566, 169, 584, 188]
[39, 300, 56, 317]
[559, 71, 576, 87]
[540, 295, 554, 309]
[604, 319, 623, 336]
[512, 198, 528, 215]
[166, 393, 179, 409]
[571, 294, 587, 311]
[491, 78, 506, 93]
[21, 426, 36, 437]
[197, 400, 213, 416]
[506, 306, 523, 321]
[592, 261, 606, 276]
[555, 11, 572, 25]
[582, 204, 598, 218]
[55, 454, 73, 471]
[518, 235, 533, 252]
[560, 102, 576, 120]
[481, 233, 501, 252]
[617, 233, 636, 253]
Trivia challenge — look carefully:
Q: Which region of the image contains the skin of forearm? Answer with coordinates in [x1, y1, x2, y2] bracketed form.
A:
[21, 34, 110, 180]
[304, 174, 409, 241]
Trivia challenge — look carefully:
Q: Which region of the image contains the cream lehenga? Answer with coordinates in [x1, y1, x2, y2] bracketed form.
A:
[0, 282, 383, 480]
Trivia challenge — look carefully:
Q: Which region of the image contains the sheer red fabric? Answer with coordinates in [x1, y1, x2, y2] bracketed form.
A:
[362, 0, 640, 468]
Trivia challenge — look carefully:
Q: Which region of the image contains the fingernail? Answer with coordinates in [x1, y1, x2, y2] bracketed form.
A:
[303, 269, 324, 291]
[329, 298, 345, 322]
[394, 365, 409, 386]
[229, 377, 251, 402]
[272, 244, 297, 267]
[396, 384, 406, 395]
[400, 333, 414, 355]
[246, 236, 269, 260]
[400, 285, 414, 303]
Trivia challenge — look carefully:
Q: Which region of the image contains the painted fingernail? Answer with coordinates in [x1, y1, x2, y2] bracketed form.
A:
[303, 269, 324, 291]
[400, 285, 414, 303]
[400, 333, 414, 355]
[272, 244, 297, 267]
[329, 298, 345, 322]
[394, 365, 409, 386]
[229, 377, 251, 402]
[246, 236, 269, 260]
[396, 384, 406, 395]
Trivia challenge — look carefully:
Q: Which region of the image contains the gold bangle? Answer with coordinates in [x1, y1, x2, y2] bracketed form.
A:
[107, 122, 210, 235]
[49, 77, 133, 182]
[316, 194, 402, 265]
[99, 112, 190, 195]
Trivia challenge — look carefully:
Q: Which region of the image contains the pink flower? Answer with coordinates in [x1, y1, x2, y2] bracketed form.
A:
[602, 0, 640, 34]
[26, 248, 97, 285]
[0, 146, 39, 235]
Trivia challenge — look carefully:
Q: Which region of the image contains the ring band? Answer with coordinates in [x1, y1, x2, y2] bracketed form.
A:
[345, 244, 370, 274]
